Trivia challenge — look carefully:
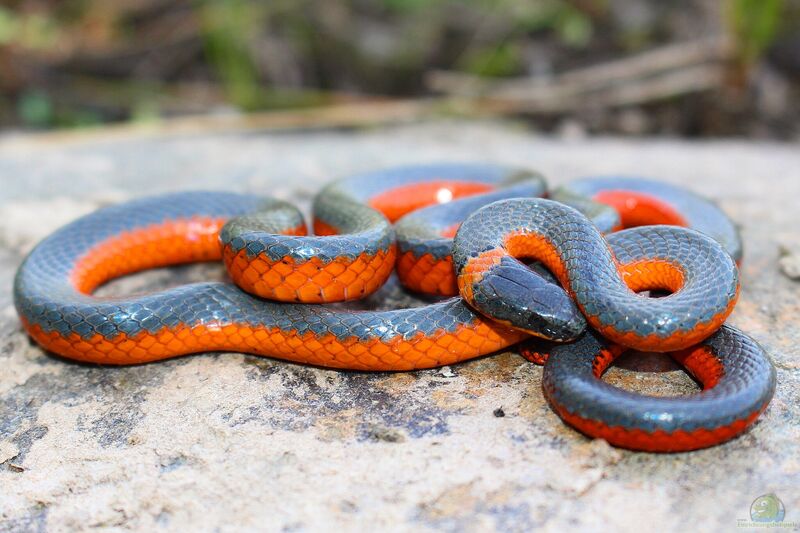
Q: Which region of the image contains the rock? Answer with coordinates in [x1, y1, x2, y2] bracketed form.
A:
[0, 121, 798, 531]
[779, 243, 800, 281]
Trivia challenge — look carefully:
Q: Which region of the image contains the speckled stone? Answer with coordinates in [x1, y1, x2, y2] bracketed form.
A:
[0, 121, 798, 532]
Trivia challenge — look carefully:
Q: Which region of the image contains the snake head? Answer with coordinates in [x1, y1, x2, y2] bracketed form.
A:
[467, 256, 586, 341]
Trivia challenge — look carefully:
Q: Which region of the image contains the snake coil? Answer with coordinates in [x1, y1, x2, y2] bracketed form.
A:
[13, 164, 775, 451]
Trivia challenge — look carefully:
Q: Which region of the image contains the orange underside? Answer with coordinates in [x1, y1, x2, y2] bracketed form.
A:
[72, 214, 396, 305]
[460, 232, 737, 351]
[223, 245, 396, 303]
[396, 251, 457, 296]
[312, 219, 338, 236]
[668, 345, 725, 388]
[593, 190, 689, 228]
[369, 181, 494, 223]
[309, 219, 398, 300]
[71, 217, 230, 293]
[440, 223, 462, 238]
[616, 259, 684, 293]
[517, 342, 550, 365]
[23, 316, 526, 370]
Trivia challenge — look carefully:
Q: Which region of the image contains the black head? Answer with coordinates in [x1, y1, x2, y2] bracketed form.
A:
[468, 257, 585, 341]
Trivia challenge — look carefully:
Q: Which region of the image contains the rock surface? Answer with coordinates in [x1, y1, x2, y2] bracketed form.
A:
[0, 121, 798, 532]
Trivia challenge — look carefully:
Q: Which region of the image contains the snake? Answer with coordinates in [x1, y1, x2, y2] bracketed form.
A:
[453, 197, 739, 352]
[14, 164, 549, 370]
[13, 165, 775, 450]
[450, 182, 770, 452]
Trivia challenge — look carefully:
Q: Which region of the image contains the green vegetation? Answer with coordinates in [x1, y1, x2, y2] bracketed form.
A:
[726, 0, 785, 65]
[199, 0, 263, 110]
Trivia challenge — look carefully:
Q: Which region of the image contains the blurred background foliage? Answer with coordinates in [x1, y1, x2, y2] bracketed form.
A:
[0, 0, 798, 137]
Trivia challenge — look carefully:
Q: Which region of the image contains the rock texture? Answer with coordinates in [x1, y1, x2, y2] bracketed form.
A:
[0, 121, 798, 532]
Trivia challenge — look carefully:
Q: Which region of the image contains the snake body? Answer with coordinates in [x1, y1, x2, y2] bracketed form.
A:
[541, 325, 776, 452]
[13, 190, 530, 370]
[13, 165, 775, 451]
[553, 176, 743, 261]
[14, 164, 550, 369]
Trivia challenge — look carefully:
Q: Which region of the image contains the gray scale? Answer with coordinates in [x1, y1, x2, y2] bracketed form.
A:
[221, 194, 394, 262]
